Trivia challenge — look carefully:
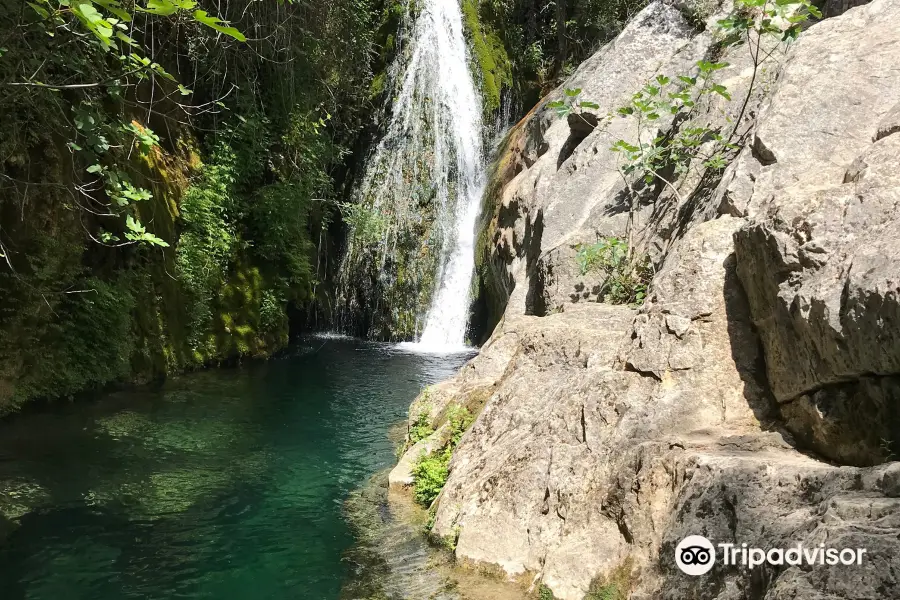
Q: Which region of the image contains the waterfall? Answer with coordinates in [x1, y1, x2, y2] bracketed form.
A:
[342, 0, 486, 352]
[409, 0, 485, 352]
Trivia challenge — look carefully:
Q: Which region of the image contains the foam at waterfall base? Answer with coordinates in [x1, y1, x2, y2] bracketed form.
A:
[395, 340, 476, 355]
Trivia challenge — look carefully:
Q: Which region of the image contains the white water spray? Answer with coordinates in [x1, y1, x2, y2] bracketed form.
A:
[353, 0, 486, 352]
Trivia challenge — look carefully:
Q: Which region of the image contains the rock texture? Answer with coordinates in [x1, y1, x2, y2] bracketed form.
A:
[395, 0, 900, 598]
[473, 0, 779, 329]
[730, 0, 900, 466]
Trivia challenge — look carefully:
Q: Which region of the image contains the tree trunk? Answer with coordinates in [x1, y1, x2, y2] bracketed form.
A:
[555, 0, 567, 79]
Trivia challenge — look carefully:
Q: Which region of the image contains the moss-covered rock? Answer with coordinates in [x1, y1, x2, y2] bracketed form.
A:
[470, 114, 535, 342]
[0, 127, 297, 414]
[461, 0, 512, 113]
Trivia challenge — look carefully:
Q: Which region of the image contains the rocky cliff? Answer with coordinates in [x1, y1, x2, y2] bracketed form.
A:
[392, 0, 900, 598]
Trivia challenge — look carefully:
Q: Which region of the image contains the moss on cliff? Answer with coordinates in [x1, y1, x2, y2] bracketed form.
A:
[462, 0, 512, 113]
[0, 123, 303, 414]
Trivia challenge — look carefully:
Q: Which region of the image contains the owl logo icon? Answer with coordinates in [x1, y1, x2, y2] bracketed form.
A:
[675, 535, 716, 575]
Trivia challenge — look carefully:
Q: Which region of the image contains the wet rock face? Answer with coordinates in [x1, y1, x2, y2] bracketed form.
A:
[395, 0, 900, 598]
[731, 0, 900, 465]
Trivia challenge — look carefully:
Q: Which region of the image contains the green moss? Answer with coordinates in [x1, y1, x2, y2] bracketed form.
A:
[370, 72, 387, 99]
[584, 558, 636, 600]
[0, 125, 298, 412]
[461, 0, 512, 112]
[4, 274, 137, 408]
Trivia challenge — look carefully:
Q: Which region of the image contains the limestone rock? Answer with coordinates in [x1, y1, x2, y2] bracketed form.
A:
[431, 219, 789, 599]
[732, 0, 900, 465]
[396, 0, 900, 598]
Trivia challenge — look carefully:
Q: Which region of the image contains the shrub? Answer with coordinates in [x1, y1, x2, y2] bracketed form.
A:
[585, 558, 636, 600]
[575, 237, 651, 305]
[412, 449, 450, 506]
[411, 404, 475, 507]
[539, 584, 557, 600]
[447, 404, 475, 446]
[409, 411, 435, 445]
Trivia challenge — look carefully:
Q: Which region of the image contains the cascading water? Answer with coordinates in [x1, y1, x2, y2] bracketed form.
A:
[338, 0, 486, 352]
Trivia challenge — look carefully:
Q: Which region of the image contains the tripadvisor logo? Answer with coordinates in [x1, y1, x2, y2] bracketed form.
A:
[674, 535, 868, 576]
[675, 535, 716, 575]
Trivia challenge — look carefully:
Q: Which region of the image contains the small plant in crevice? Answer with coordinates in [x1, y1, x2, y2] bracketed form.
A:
[412, 450, 450, 507]
[718, 0, 822, 145]
[610, 61, 737, 201]
[608, 0, 823, 201]
[409, 411, 435, 446]
[424, 505, 437, 533]
[340, 202, 389, 247]
[575, 237, 652, 306]
[397, 387, 436, 457]
[411, 404, 475, 508]
[584, 557, 636, 600]
[539, 583, 557, 600]
[542, 0, 822, 276]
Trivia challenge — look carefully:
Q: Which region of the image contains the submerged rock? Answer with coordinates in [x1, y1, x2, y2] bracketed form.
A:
[341, 471, 526, 600]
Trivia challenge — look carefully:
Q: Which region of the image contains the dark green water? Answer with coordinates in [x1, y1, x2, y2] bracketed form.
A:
[0, 337, 469, 600]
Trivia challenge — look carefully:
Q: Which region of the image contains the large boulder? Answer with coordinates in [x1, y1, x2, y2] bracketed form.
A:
[425, 219, 771, 598]
[732, 0, 900, 465]
[412, 216, 900, 599]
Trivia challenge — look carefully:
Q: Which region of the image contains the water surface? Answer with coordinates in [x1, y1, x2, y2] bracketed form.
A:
[0, 337, 469, 600]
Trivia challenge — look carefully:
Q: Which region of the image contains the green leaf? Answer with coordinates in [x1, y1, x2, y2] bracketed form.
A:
[27, 1, 50, 18]
[86, 163, 103, 174]
[711, 84, 732, 100]
[115, 30, 136, 45]
[125, 214, 144, 233]
[139, 0, 195, 15]
[193, 10, 246, 41]
[579, 101, 600, 110]
[564, 88, 582, 97]
[94, 0, 131, 21]
[76, 2, 105, 26]
[99, 230, 120, 243]
[611, 140, 640, 153]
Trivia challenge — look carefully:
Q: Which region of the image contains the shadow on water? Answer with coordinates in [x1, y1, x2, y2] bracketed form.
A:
[0, 337, 473, 600]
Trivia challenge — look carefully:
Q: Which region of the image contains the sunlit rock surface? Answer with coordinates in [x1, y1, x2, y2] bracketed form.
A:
[396, 0, 900, 597]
